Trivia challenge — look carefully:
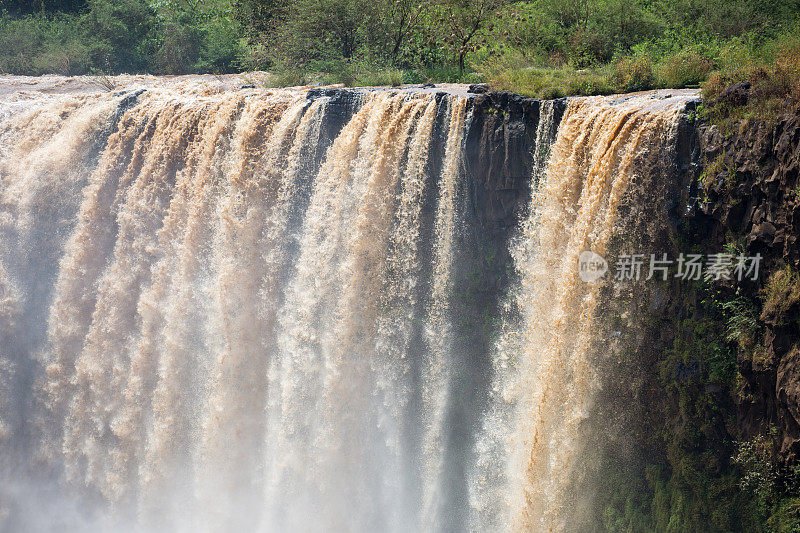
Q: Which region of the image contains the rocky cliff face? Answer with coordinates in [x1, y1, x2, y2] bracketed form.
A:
[562, 98, 800, 529]
[693, 110, 800, 462]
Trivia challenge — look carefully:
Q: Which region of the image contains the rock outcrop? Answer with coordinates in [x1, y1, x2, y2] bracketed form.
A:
[693, 109, 800, 461]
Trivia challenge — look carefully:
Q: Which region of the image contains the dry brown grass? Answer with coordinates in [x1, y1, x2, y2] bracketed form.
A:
[760, 265, 800, 324]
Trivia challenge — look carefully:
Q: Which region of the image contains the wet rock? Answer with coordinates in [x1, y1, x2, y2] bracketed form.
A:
[467, 84, 489, 94]
[306, 87, 342, 99]
[777, 345, 800, 460]
[748, 221, 777, 248]
[117, 88, 146, 112]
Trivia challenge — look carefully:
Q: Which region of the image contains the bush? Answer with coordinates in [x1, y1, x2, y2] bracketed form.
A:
[760, 265, 800, 324]
[722, 295, 760, 349]
[701, 25, 800, 126]
[148, 2, 245, 75]
[565, 71, 614, 95]
[82, 0, 155, 73]
[0, 13, 92, 75]
[733, 427, 788, 520]
[773, 34, 800, 101]
[193, 10, 244, 73]
[32, 41, 93, 75]
[658, 51, 714, 88]
[612, 55, 655, 92]
[568, 27, 612, 67]
[152, 11, 203, 74]
[0, 0, 244, 76]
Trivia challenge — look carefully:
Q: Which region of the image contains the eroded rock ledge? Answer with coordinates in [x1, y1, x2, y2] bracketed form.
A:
[692, 111, 800, 461]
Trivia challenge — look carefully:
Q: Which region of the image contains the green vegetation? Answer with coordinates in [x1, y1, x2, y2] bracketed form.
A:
[0, 0, 245, 75]
[734, 427, 800, 532]
[723, 295, 760, 350]
[595, 278, 800, 532]
[1, 0, 799, 107]
[761, 265, 800, 325]
[700, 152, 735, 190]
[701, 28, 800, 127]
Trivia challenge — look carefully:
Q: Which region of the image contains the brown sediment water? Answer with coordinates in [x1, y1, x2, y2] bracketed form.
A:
[0, 76, 697, 531]
[469, 95, 690, 532]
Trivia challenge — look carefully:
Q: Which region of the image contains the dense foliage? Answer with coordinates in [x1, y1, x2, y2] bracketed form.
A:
[597, 279, 800, 532]
[0, 0, 798, 100]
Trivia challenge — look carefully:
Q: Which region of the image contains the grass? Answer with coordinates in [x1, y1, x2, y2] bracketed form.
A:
[476, 51, 708, 99]
[701, 27, 800, 128]
[473, 48, 702, 99]
[468, 22, 800, 123]
[264, 60, 472, 88]
[700, 151, 739, 191]
[658, 51, 715, 88]
[474, 50, 617, 98]
[760, 265, 800, 324]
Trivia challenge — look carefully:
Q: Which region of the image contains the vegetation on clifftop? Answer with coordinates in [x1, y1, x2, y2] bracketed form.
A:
[0, 0, 799, 107]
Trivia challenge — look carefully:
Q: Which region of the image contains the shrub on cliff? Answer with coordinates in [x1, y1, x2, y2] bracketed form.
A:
[703, 25, 800, 125]
[658, 51, 715, 88]
[760, 265, 800, 325]
[612, 55, 655, 92]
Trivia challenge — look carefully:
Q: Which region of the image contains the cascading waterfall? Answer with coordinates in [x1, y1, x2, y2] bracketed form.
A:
[470, 94, 693, 532]
[0, 78, 695, 532]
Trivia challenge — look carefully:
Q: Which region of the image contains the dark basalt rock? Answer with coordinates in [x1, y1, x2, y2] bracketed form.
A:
[462, 92, 566, 292]
[117, 88, 146, 112]
[719, 81, 752, 107]
[306, 87, 344, 99]
[692, 110, 800, 462]
[467, 83, 489, 94]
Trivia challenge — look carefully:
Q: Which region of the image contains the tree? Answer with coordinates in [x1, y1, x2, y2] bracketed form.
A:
[0, 0, 88, 14]
[233, 0, 284, 37]
[384, 0, 427, 63]
[82, 0, 156, 72]
[434, 0, 508, 74]
[147, 0, 244, 74]
[268, 0, 369, 65]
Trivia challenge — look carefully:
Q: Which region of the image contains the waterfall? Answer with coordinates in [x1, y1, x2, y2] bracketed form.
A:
[470, 94, 693, 532]
[0, 79, 695, 532]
